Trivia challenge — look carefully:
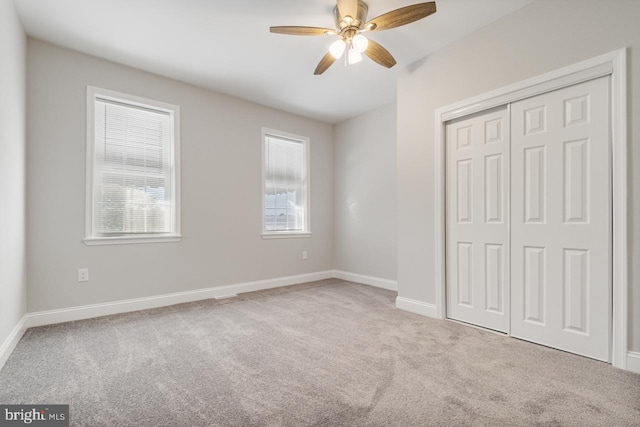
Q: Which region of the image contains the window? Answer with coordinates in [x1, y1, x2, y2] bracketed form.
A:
[262, 128, 310, 238]
[85, 86, 180, 245]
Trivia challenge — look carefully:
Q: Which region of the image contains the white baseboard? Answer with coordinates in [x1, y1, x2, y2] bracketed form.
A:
[627, 351, 640, 374]
[9, 271, 640, 376]
[395, 296, 440, 319]
[333, 270, 398, 291]
[27, 270, 334, 328]
[25, 269, 396, 328]
[0, 316, 28, 372]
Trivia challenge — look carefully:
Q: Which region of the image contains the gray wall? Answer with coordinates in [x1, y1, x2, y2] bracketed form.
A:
[334, 103, 397, 281]
[26, 39, 334, 313]
[397, 0, 640, 351]
[0, 0, 27, 346]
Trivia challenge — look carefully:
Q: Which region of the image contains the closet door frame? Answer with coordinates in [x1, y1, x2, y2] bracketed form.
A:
[432, 48, 628, 369]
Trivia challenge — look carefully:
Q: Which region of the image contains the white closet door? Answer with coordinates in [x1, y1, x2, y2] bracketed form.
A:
[446, 106, 510, 333]
[510, 76, 611, 361]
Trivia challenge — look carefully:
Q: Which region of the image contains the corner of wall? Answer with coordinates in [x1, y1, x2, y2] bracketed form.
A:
[0, 0, 28, 371]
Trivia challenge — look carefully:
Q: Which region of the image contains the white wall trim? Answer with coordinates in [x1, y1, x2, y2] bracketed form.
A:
[610, 49, 628, 370]
[26, 270, 334, 328]
[4, 270, 632, 374]
[433, 48, 629, 369]
[333, 270, 398, 291]
[0, 316, 28, 372]
[2, 270, 396, 366]
[626, 352, 640, 375]
[439, 62, 612, 122]
[395, 297, 439, 318]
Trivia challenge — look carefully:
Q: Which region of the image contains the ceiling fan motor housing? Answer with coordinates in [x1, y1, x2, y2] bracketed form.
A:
[334, 0, 369, 31]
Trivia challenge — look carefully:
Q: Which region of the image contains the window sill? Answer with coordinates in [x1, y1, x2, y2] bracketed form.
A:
[261, 232, 312, 240]
[83, 235, 182, 246]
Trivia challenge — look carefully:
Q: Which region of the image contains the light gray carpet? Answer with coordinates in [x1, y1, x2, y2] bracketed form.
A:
[1, 279, 639, 426]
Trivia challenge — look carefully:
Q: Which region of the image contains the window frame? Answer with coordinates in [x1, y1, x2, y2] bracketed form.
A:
[261, 128, 311, 239]
[84, 86, 181, 246]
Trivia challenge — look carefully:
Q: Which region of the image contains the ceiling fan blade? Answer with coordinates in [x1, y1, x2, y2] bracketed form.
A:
[364, 2, 436, 32]
[314, 52, 338, 75]
[364, 39, 397, 68]
[270, 26, 336, 36]
[337, 0, 359, 22]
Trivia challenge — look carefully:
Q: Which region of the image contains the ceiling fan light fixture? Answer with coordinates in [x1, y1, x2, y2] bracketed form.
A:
[352, 34, 369, 53]
[347, 48, 363, 65]
[270, 1, 437, 75]
[329, 39, 346, 59]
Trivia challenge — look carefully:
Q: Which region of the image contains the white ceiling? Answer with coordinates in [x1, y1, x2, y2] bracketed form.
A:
[14, 0, 533, 123]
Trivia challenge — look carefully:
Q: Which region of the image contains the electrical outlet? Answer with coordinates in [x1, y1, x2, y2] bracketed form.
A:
[302, 251, 308, 260]
[78, 268, 89, 282]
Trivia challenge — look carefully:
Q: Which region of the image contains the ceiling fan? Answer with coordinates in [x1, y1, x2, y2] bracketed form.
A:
[270, 0, 436, 75]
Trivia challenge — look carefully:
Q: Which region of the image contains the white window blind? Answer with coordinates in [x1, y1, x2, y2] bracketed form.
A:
[86, 87, 180, 244]
[263, 131, 310, 235]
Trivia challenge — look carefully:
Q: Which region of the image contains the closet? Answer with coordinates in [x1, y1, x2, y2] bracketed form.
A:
[445, 76, 611, 362]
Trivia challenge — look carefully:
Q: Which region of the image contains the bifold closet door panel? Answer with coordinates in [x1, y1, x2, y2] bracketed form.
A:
[446, 106, 510, 333]
[510, 76, 611, 362]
